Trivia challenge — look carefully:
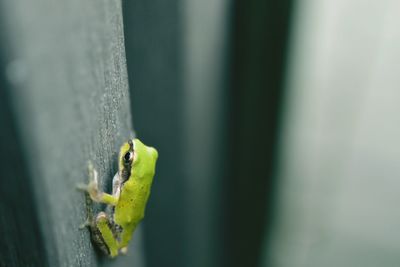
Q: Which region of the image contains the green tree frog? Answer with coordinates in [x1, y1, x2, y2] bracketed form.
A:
[79, 138, 158, 257]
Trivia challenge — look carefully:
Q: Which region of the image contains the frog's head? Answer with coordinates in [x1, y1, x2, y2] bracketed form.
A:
[119, 138, 158, 182]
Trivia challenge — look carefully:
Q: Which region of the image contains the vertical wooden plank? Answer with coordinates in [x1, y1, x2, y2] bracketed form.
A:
[123, 1, 186, 267]
[226, 0, 293, 266]
[182, 0, 230, 266]
[0, 0, 144, 266]
[264, 0, 400, 266]
[0, 50, 48, 267]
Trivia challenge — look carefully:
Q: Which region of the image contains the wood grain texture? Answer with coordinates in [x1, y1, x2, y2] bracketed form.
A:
[0, 0, 144, 266]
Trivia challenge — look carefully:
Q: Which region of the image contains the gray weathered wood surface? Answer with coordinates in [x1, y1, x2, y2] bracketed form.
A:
[0, 0, 144, 266]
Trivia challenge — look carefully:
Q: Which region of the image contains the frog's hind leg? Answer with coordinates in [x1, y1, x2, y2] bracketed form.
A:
[90, 212, 119, 258]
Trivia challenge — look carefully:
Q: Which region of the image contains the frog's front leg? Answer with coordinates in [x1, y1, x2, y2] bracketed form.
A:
[90, 212, 120, 258]
[78, 162, 119, 205]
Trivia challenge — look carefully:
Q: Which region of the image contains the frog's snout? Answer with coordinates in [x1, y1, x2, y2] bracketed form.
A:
[147, 147, 158, 161]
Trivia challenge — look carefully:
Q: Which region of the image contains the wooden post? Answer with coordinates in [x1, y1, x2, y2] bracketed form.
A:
[0, 0, 144, 266]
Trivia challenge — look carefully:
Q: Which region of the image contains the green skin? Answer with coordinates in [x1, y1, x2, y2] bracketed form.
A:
[81, 138, 158, 257]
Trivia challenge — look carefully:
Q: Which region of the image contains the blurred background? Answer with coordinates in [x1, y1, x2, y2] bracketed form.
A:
[123, 0, 400, 266]
[1, 0, 400, 266]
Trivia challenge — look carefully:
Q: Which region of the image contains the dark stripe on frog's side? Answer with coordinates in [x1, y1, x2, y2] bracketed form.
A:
[121, 140, 134, 183]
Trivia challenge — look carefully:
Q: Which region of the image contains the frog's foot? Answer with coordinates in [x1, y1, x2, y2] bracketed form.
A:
[77, 161, 104, 202]
[120, 247, 128, 255]
[87, 161, 98, 183]
[76, 183, 89, 191]
[79, 217, 92, 229]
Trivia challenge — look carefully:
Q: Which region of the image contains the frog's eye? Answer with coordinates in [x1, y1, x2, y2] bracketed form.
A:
[124, 151, 133, 164]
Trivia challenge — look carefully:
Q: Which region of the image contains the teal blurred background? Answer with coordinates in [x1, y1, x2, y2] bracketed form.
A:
[123, 0, 400, 267]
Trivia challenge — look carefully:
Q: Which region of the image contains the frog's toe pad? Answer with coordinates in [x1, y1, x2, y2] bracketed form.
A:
[76, 183, 88, 191]
[79, 218, 91, 229]
[120, 247, 128, 255]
